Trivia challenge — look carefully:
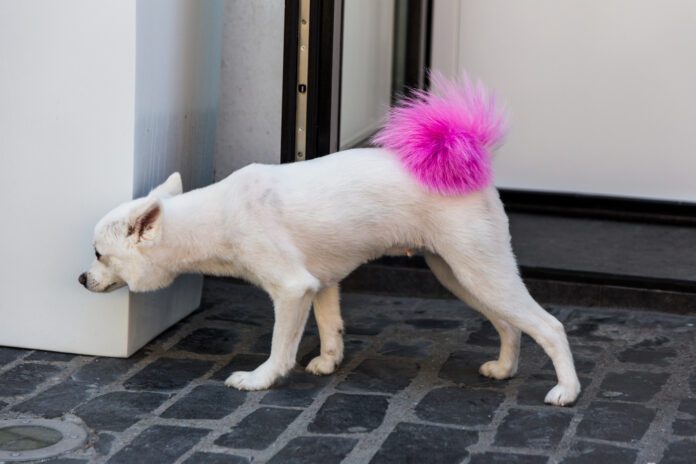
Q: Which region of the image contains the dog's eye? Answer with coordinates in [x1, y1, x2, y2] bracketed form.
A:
[95, 250, 102, 260]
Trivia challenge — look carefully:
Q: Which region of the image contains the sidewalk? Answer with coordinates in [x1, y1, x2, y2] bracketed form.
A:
[1, 278, 695, 463]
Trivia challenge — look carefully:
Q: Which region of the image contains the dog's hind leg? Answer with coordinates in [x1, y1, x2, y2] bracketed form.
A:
[433, 195, 580, 406]
[440, 240, 580, 405]
[425, 252, 520, 379]
[306, 284, 344, 375]
[226, 274, 319, 391]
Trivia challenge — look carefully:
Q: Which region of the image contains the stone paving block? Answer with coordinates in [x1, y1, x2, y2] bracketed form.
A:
[562, 440, 638, 464]
[215, 407, 301, 450]
[173, 328, 239, 355]
[403, 318, 462, 330]
[598, 371, 669, 402]
[124, 358, 214, 391]
[467, 321, 500, 347]
[521, 337, 546, 357]
[415, 387, 505, 426]
[205, 307, 267, 326]
[438, 350, 507, 388]
[0, 347, 26, 365]
[161, 384, 246, 419]
[341, 293, 414, 312]
[12, 378, 95, 417]
[25, 351, 77, 362]
[617, 348, 676, 366]
[261, 369, 332, 408]
[378, 340, 432, 358]
[183, 452, 250, 464]
[211, 353, 268, 381]
[370, 422, 477, 464]
[344, 315, 392, 335]
[565, 312, 630, 326]
[72, 355, 147, 386]
[672, 399, 696, 436]
[678, 397, 696, 414]
[309, 393, 389, 434]
[566, 322, 614, 342]
[267, 436, 357, 464]
[0, 363, 61, 396]
[494, 408, 573, 449]
[469, 452, 548, 464]
[405, 296, 475, 316]
[516, 375, 557, 406]
[660, 440, 696, 464]
[249, 331, 320, 356]
[337, 358, 419, 394]
[107, 425, 208, 464]
[516, 373, 590, 406]
[94, 433, 115, 455]
[75, 391, 170, 432]
[672, 419, 696, 437]
[153, 321, 189, 346]
[633, 335, 672, 347]
[249, 332, 273, 354]
[572, 344, 606, 354]
[542, 355, 596, 375]
[576, 401, 656, 442]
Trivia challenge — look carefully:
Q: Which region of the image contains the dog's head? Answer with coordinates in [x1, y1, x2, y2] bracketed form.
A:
[79, 172, 182, 293]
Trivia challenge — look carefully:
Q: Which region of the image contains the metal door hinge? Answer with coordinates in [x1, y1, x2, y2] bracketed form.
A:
[295, 0, 310, 161]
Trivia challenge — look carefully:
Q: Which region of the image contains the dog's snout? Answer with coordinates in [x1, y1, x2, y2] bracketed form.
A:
[78, 273, 88, 287]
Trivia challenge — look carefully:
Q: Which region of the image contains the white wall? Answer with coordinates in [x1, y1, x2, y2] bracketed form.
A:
[0, 0, 137, 354]
[340, 0, 395, 149]
[432, 0, 696, 202]
[0, 0, 223, 356]
[214, 0, 285, 180]
[135, 0, 224, 196]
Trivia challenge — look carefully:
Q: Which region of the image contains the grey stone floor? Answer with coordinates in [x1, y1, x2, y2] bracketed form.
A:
[1, 278, 695, 464]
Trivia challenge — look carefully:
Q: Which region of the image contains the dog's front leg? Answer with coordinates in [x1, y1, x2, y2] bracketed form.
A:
[225, 282, 316, 391]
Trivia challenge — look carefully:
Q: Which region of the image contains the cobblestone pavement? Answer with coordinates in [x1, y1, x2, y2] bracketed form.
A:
[1, 278, 695, 464]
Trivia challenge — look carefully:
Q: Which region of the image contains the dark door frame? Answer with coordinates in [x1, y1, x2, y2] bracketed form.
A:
[281, 0, 344, 163]
[280, 0, 300, 164]
[281, 0, 433, 162]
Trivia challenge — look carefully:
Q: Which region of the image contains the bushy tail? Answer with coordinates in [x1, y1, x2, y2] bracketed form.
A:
[372, 72, 508, 195]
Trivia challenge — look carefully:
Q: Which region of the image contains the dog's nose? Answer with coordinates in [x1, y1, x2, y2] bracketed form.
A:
[78, 273, 88, 287]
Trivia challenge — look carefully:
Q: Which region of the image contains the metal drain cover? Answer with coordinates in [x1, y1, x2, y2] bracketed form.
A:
[0, 419, 87, 462]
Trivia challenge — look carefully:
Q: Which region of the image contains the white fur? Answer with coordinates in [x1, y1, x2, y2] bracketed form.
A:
[82, 148, 580, 406]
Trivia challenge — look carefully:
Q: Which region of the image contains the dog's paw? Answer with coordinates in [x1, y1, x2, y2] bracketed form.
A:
[306, 355, 338, 375]
[544, 383, 581, 406]
[479, 360, 517, 380]
[225, 370, 276, 391]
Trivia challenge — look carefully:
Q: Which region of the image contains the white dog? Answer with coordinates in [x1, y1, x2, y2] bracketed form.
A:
[80, 74, 580, 406]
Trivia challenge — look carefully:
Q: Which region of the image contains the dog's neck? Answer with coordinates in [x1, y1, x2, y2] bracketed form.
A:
[149, 185, 241, 277]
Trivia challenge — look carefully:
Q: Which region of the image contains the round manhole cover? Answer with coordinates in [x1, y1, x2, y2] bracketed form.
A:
[0, 419, 87, 462]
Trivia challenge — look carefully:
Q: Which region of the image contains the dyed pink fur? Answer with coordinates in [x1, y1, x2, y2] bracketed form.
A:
[373, 72, 507, 195]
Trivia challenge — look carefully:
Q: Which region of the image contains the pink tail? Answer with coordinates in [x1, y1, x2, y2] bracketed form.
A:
[372, 72, 508, 195]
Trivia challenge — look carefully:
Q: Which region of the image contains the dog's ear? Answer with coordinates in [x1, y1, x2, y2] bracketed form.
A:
[149, 172, 182, 199]
[128, 197, 163, 243]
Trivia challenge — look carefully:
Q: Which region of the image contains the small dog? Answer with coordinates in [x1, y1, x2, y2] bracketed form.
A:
[80, 74, 580, 406]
